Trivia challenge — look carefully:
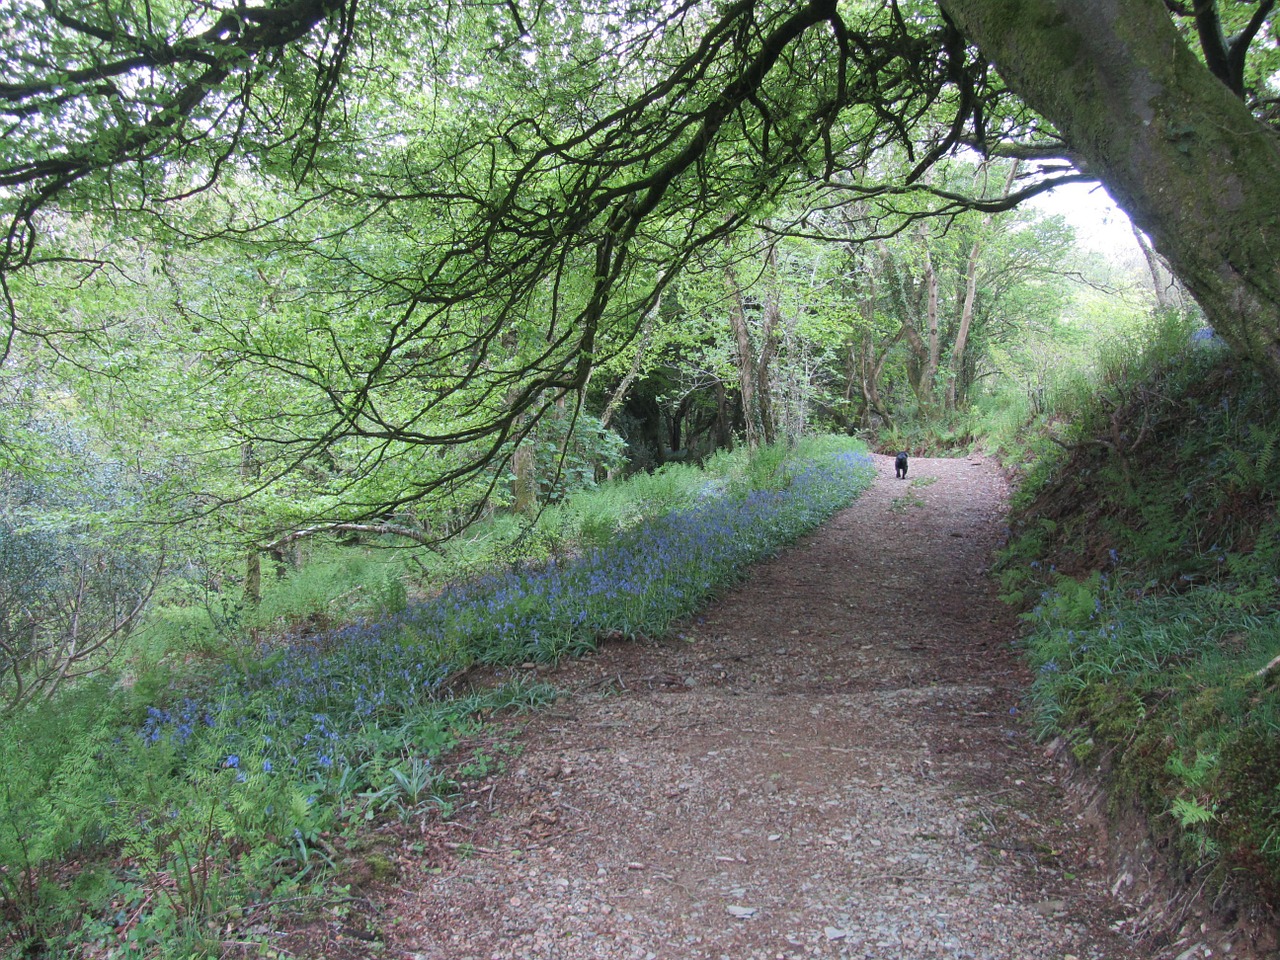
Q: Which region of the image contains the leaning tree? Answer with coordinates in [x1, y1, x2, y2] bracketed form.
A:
[3, 0, 1278, 518]
[940, 0, 1280, 383]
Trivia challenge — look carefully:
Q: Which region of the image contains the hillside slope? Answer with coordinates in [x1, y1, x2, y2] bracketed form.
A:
[998, 337, 1280, 951]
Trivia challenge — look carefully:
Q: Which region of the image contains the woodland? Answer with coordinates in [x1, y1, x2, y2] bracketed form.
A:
[1, 0, 1279, 956]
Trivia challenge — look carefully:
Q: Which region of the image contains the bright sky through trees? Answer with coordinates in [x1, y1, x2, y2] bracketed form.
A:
[1030, 182, 1139, 259]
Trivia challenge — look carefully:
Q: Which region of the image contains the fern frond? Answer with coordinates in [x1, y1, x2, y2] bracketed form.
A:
[1170, 796, 1216, 827]
[1250, 423, 1279, 476]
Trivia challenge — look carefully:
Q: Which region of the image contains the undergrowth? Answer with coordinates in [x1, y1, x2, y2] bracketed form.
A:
[0, 439, 873, 958]
[876, 417, 975, 458]
[995, 315, 1280, 913]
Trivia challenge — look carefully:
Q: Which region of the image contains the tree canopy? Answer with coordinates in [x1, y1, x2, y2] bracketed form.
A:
[2, 0, 1277, 525]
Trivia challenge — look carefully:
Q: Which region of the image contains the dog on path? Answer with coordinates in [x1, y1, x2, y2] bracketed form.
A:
[895, 452, 909, 479]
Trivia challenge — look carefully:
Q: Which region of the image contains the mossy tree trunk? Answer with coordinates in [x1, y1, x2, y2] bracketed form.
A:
[942, 0, 1280, 384]
[758, 244, 784, 446]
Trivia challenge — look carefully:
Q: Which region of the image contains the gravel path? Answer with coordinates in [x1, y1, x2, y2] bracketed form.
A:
[307, 455, 1155, 959]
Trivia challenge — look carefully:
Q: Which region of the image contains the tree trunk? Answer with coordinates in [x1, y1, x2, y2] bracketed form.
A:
[946, 236, 981, 413]
[501, 328, 537, 515]
[889, 186, 942, 417]
[241, 442, 261, 605]
[725, 260, 764, 448]
[899, 310, 932, 410]
[945, 161, 1016, 413]
[670, 394, 691, 452]
[917, 225, 940, 414]
[860, 322, 910, 429]
[601, 305, 656, 430]
[942, 0, 1280, 384]
[848, 261, 879, 428]
[859, 342, 891, 429]
[757, 244, 784, 445]
[511, 424, 536, 515]
[1132, 224, 1178, 312]
[714, 377, 734, 452]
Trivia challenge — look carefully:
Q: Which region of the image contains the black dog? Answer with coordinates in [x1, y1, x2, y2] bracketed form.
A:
[895, 451, 908, 479]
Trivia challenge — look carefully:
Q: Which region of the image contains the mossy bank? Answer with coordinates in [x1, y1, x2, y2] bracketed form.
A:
[996, 318, 1280, 951]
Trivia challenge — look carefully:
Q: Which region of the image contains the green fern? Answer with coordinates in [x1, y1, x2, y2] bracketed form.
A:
[1251, 422, 1279, 477]
[1170, 796, 1216, 828]
[1220, 423, 1280, 491]
[1167, 750, 1216, 788]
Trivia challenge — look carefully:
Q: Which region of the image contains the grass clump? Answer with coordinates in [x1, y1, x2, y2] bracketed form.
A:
[1019, 567, 1280, 895]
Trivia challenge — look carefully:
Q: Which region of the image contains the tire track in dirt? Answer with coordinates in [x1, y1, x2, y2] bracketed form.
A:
[307, 455, 1149, 960]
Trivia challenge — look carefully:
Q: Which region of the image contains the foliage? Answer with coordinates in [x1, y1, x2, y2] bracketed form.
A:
[0, 682, 122, 952]
[0, 414, 163, 712]
[0, 439, 871, 956]
[3, 0, 919, 538]
[3, 0, 1221, 540]
[965, 247, 1155, 466]
[3, 0, 1278, 942]
[995, 323, 1280, 907]
[1017, 566, 1280, 895]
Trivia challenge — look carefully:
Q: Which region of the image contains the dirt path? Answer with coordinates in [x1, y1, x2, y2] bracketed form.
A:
[313, 455, 1150, 959]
